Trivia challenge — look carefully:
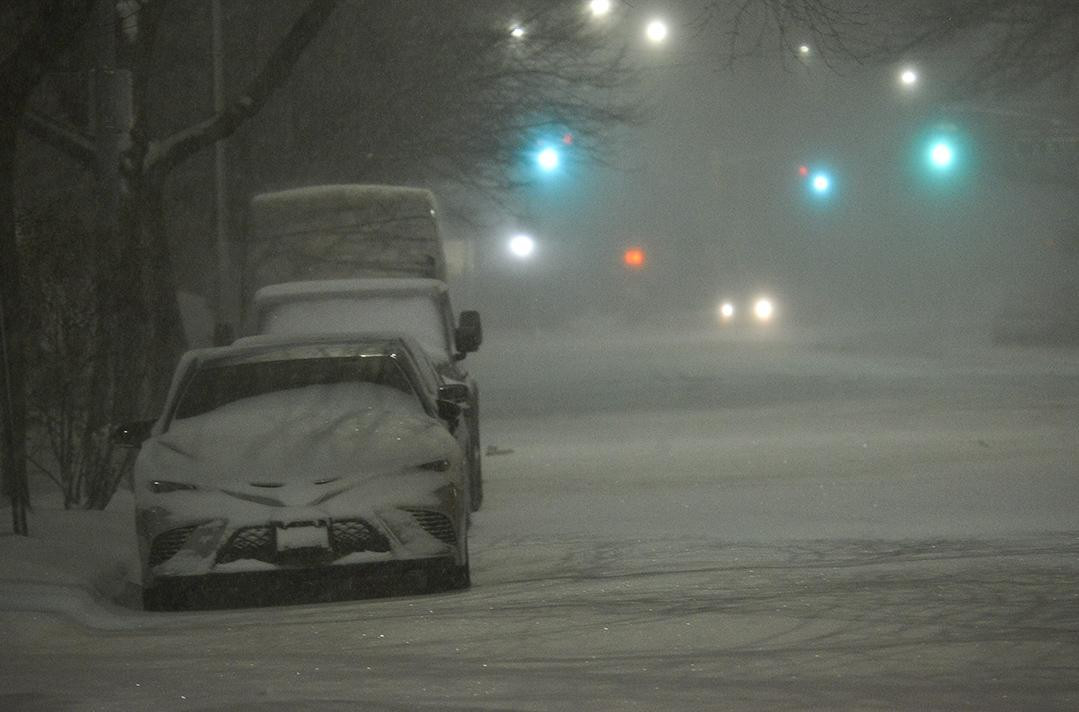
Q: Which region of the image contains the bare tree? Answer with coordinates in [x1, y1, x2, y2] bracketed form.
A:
[692, 1, 1079, 97]
[1, 0, 95, 534]
[250, 1, 640, 192]
[23, 0, 342, 415]
[18, 206, 134, 510]
[875, 0, 1079, 97]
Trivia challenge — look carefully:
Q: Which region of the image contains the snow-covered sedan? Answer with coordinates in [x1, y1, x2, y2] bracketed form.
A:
[120, 334, 471, 610]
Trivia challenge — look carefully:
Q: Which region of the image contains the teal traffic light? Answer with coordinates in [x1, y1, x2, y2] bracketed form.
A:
[810, 171, 832, 195]
[927, 138, 956, 171]
[536, 146, 560, 172]
[915, 122, 970, 183]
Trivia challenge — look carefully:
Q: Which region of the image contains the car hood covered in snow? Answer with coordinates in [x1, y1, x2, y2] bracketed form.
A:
[137, 383, 454, 489]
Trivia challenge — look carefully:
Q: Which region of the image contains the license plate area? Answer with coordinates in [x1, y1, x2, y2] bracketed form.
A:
[275, 521, 330, 552]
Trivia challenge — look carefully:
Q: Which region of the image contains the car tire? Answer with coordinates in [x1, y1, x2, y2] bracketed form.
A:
[450, 562, 471, 589]
[432, 529, 470, 591]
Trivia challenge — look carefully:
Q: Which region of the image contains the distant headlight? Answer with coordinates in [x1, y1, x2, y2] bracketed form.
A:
[718, 301, 735, 321]
[148, 480, 198, 494]
[753, 297, 775, 322]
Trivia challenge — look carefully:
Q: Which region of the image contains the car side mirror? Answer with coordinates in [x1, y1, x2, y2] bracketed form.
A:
[454, 310, 482, 358]
[436, 399, 462, 426]
[112, 419, 155, 448]
[438, 383, 470, 403]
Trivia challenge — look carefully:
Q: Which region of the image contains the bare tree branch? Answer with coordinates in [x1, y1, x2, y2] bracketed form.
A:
[20, 109, 96, 168]
[142, 0, 340, 176]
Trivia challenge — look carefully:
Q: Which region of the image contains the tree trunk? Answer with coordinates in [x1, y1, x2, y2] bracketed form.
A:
[131, 170, 187, 411]
[0, 115, 30, 534]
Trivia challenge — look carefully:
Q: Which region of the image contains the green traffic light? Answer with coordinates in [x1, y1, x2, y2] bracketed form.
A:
[928, 140, 955, 170]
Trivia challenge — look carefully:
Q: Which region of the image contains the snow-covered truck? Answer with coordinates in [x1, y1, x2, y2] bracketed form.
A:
[245, 185, 484, 511]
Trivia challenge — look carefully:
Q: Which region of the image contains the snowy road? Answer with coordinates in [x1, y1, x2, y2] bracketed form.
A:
[2, 321, 1079, 710]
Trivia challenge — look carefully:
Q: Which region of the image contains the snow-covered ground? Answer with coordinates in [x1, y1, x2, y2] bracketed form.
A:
[2, 318, 1078, 711]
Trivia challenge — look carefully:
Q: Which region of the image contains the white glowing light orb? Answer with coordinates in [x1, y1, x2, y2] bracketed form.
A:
[811, 174, 830, 193]
[798, 44, 811, 55]
[589, 0, 612, 17]
[509, 234, 536, 258]
[753, 298, 774, 322]
[718, 302, 735, 320]
[537, 147, 560, 171]
[900, 68, 918, 86]
[510, 25, 525, 39]
[930, 141, 954, 168]
[645, 19, 668, 43]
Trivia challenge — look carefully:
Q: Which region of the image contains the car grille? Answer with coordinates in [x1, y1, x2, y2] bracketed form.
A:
[148, 525, 199, 567]
[215, 519, 390, 566]
[400, 508, 457, 546]
[217, 526, 275, 565]
[331, 519, 391, 555]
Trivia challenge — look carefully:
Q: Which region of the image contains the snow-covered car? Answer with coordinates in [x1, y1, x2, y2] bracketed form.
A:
[119, 333, 471, 610]
[252, 279, 485, 513]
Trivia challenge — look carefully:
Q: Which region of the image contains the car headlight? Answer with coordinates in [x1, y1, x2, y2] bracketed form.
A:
[753, 297, 775, 322]
[148, 480, 198, 494]
[717, 301, 735, 322]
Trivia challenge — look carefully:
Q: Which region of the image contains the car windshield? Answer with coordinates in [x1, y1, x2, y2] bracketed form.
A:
[172, 354, 415, 420]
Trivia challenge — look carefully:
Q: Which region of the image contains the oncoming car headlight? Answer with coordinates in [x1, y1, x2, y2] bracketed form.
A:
[753, 297, 775, 323]
[717, 301, 735, 322]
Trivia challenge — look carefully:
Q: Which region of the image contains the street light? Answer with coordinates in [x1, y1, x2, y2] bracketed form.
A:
[798, 44, 811, 56]
[899, 67, 918, 87]
[589, 0, 612, 18]
[645, 19, 668, 43]
[508, 234, 536, 259]
[510, 25, 525, 39]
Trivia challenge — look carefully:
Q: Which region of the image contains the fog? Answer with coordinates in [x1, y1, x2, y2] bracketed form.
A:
[463, 49, 1078, 336]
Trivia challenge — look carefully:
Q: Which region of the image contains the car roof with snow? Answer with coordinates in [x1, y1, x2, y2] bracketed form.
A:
[253, 278, 448, 306]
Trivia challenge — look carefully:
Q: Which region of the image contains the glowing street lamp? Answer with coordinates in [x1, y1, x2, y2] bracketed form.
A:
[589, 0, 612, 18]
[508, 234, 536, 259]
[510, 25, 525, 39]
[645, 19, 668, 43]
[798, 44, 811, 56]
[899, 67, 918, 87]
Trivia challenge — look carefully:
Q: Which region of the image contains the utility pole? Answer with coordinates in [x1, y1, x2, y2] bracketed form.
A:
[0, 245, 27, 535]
[92, 0, 120, 238]
[211, 0, 235, 345]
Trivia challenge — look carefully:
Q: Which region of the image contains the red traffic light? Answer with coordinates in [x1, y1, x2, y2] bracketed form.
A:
[623, 247, 645, 269]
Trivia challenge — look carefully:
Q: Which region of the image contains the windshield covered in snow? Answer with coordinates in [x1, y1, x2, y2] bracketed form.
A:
[258, 296, 451, 362]
[172, 354, 415, 420]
